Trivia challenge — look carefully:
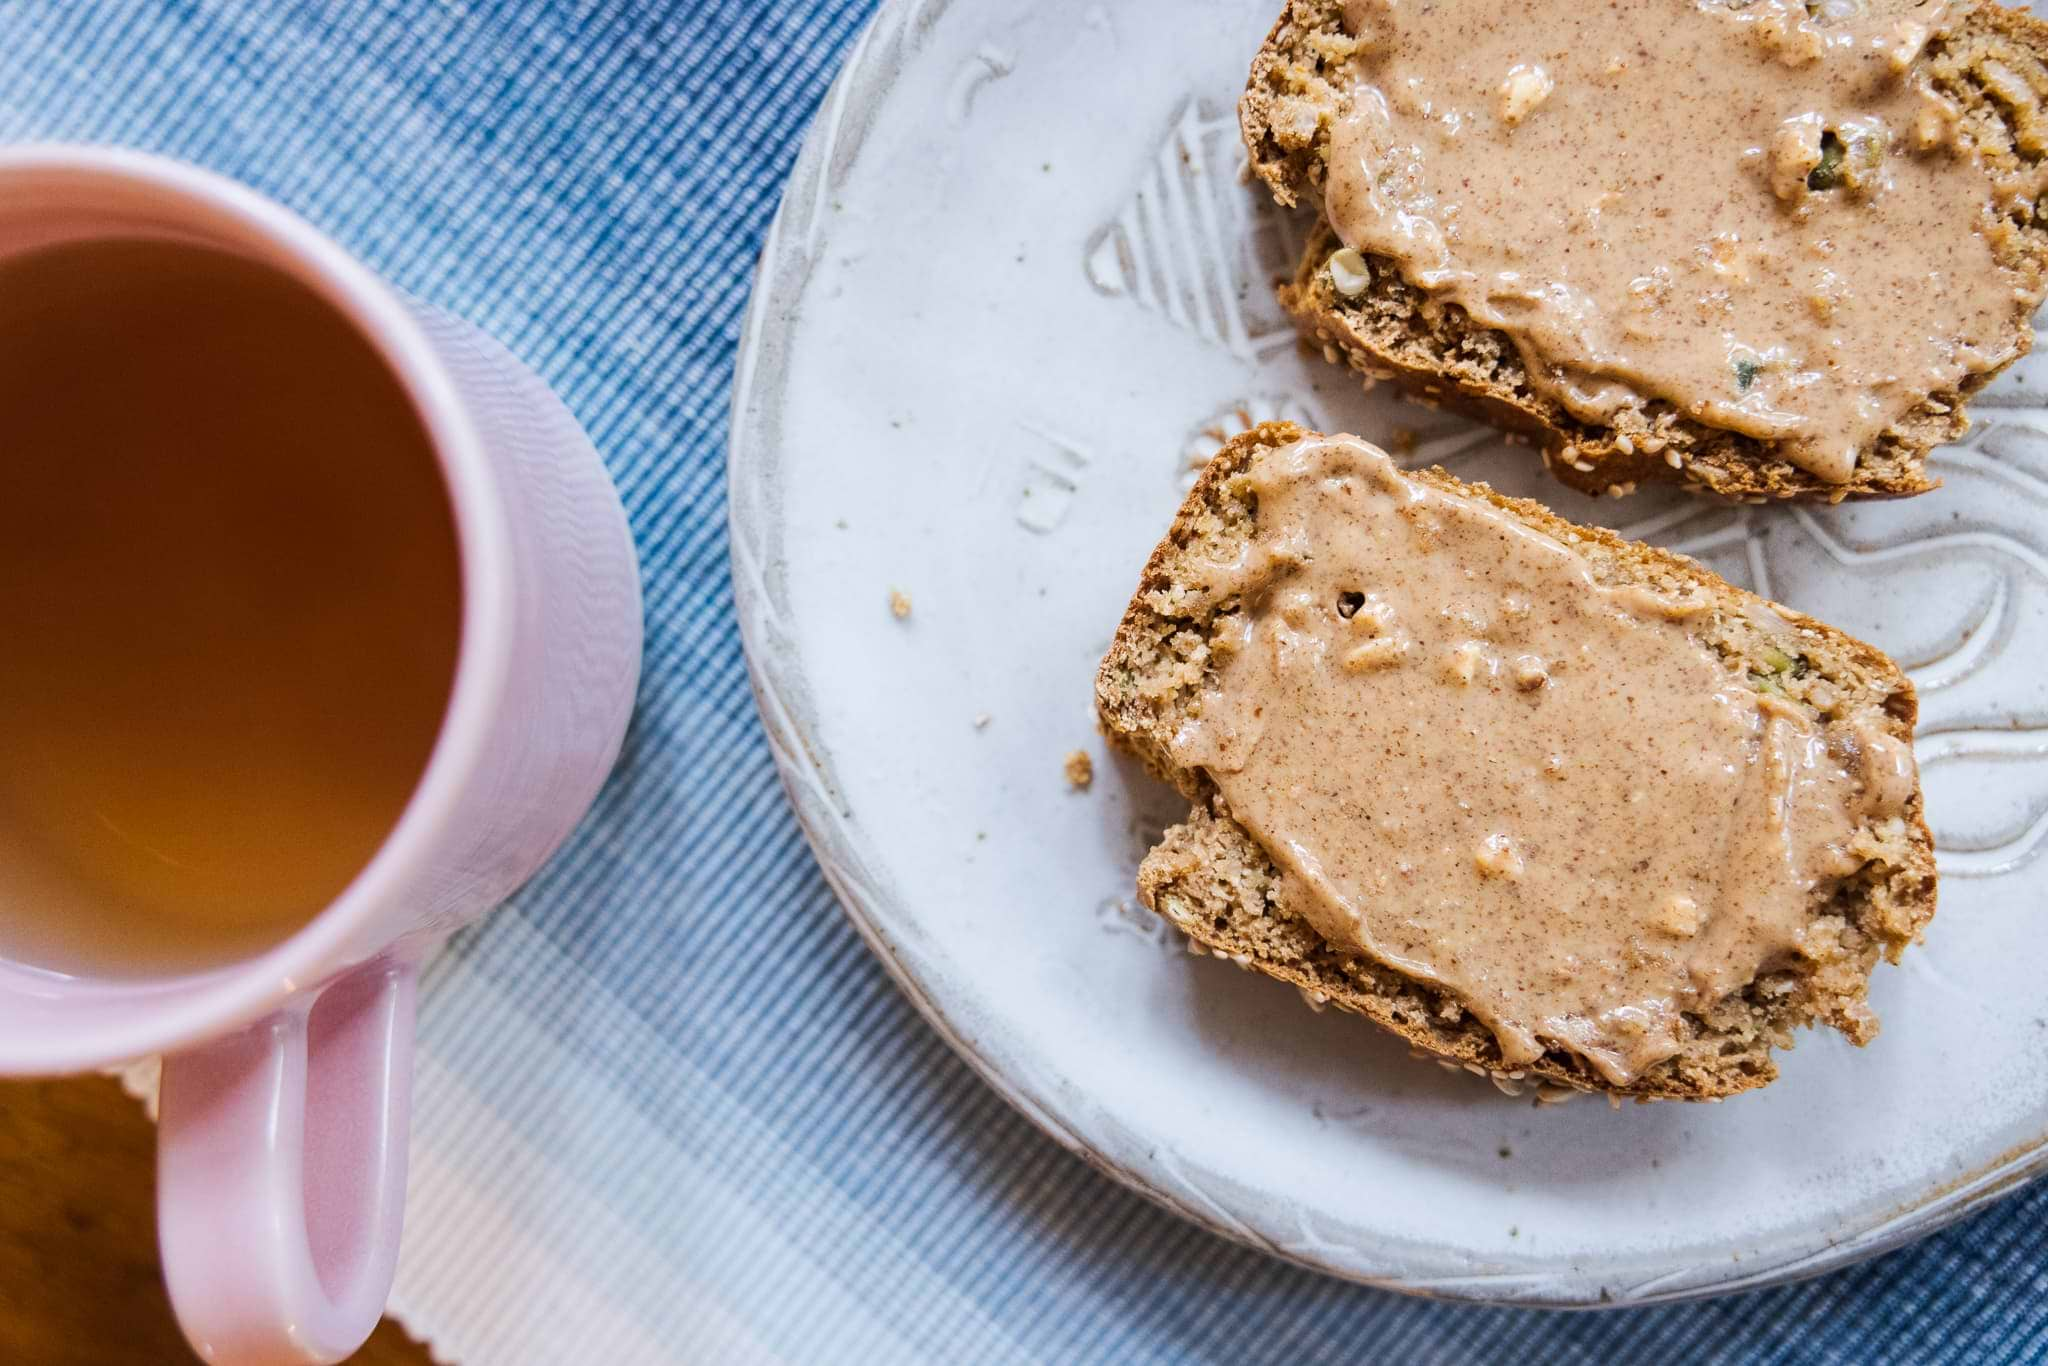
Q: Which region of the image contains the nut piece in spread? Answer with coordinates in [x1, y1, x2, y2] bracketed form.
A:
[1168, 435, 1918, 1085]
[1322, 0, 2042, 485]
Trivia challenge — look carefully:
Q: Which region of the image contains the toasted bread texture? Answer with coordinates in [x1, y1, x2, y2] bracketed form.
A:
[1095, 423, 1937, 1100]
[1239, 1, 2048, 502]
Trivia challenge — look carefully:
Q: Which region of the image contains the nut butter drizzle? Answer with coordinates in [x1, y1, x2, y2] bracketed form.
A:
[1325, 0, 2031, 483]
[1170, 436, 1914, 1083]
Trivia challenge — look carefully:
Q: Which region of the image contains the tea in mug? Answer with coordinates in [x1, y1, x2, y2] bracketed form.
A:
[0, 238, 463, 975]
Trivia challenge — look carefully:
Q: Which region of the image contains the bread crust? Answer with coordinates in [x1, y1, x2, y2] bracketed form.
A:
[1096, 423, 1938, 1100]
[1239, 2, 2048, 502]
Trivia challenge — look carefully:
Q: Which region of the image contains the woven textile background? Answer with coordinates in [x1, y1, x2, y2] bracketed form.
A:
[3, 3, 2044, 1362]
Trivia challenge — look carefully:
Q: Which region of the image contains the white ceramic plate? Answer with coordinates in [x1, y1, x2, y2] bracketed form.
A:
[731, 0, 2048, 1305]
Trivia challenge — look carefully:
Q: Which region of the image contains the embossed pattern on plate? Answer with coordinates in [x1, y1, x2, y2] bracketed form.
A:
[732, 0, 2048, 1305]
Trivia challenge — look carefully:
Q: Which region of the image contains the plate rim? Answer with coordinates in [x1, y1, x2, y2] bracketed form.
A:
[725, 0, 2048, 1306]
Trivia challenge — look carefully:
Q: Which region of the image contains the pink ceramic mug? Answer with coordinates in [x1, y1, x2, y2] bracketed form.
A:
[0, 146, 643, 1364]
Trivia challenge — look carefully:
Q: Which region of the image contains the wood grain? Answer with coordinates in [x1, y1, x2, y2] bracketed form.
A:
[0, 1074, 432, 1366]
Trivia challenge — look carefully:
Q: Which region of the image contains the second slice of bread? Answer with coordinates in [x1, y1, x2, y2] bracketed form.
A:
[1096, 423, 1937, 1100]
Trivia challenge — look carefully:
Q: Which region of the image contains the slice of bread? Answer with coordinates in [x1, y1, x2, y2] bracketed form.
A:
[1096, 423, 1937, 1100]
[1240, 2, 2048, 502]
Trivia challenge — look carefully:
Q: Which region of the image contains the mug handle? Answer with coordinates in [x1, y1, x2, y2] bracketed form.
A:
[156, 957, 417, 1365]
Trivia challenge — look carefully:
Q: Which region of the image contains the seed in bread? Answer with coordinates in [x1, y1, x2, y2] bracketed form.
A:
[1096, 422, 1936, 1100]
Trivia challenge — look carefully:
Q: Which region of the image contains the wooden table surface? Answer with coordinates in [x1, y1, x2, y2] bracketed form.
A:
[0, 1074, 433, 1365]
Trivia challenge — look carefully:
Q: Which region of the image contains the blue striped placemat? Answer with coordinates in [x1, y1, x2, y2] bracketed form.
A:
[4, 3, 2042, 1361]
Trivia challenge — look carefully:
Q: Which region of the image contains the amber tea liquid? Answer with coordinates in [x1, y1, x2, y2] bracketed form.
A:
[0, 238, 463, 976]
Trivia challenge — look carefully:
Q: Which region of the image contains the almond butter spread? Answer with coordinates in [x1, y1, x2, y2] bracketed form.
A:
[1325, 0, 2028, 483]
[1169, 436, 1915, 1083]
